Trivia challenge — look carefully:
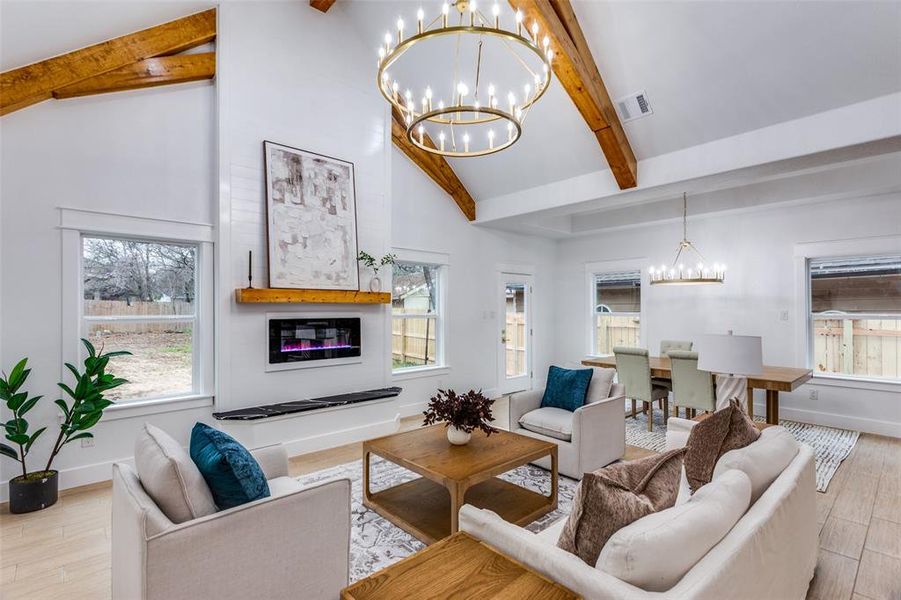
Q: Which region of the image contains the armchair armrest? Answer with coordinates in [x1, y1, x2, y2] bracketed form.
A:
[144, 478, 351, 600]
[573, 392, 626, 471]
[665, 417, 697, 450]
[508, 389, 544, 430]
[250, 443, 289, 479]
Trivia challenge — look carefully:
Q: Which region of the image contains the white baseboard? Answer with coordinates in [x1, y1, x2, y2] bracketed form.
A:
[753, 402, 901, 438]
[0, 416, 402, 503]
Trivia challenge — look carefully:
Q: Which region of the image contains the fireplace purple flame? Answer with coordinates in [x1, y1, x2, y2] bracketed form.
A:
[269, 317, 361, 365]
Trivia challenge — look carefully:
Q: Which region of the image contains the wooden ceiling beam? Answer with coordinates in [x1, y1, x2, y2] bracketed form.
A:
[1, 8, 216, 115]
[391, 109, 476, 221]
[52, 53, 215, 99]
[310, 0, 338, 13]
[511, 0, 637, 189]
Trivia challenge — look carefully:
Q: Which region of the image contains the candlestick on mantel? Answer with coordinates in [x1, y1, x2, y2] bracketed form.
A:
[247, 250, 254, 289]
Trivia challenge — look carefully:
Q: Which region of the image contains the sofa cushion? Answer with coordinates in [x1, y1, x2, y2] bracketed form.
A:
[267, 476, 304, 497]
[597, 469, 752, 592]
[519, 407, 573, 441]
[684, 400, 759, 492]
[134, 423, 217, 524]
[585, 367, 616, 404]
[557, 448, 685, 565]
[190, 423, 270, 510]
[713, 426, 799, 503]
[541, 366, 593, 412]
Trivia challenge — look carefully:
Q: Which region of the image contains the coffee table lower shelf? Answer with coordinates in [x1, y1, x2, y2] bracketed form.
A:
[364, 476, 554, 545]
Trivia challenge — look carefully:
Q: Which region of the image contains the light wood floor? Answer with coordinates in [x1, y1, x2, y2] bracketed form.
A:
[1, 407, 898, 600]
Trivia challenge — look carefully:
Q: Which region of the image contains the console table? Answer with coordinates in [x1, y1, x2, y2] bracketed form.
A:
[582, 356, 812, 424]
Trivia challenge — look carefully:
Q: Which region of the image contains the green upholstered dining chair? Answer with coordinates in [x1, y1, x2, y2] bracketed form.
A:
[613, 346, 670, 432]
[669, 350, 717, 418]
[660, 339, 693, 355]
[653, 340, 694, 400]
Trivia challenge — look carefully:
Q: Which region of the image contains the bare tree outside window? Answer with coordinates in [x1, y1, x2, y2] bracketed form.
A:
[82, 237, 198, 401]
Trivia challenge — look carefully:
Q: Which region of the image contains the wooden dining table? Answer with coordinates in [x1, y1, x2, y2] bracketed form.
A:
[581, 355, 812, 424]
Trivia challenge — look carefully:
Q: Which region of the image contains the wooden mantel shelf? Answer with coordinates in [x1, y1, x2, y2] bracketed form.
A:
[235, 288, 391, 304]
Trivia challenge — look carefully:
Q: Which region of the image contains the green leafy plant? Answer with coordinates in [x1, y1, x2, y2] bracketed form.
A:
[357, 251, 396, 275]
[44, 339, 130, 471]
[1, 359, 46, 479]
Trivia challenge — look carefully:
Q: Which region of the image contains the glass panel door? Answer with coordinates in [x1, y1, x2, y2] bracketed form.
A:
[498, 273, 533, 394]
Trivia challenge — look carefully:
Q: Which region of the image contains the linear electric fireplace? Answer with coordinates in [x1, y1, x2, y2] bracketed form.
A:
[268, 317, 361, 368]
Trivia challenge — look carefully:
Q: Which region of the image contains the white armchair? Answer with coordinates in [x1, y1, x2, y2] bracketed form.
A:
[509, 380, 626, 479]
[112, 444, 351, 600]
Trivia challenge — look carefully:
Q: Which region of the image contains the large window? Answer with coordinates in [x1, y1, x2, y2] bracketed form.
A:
[592, 270, 641, 356]
[81, 236, 200, 402]
[392, 261, 443, 371]
[809, 255, 900, 381]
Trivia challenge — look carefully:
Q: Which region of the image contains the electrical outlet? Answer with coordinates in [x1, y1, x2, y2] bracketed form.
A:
[779, 310, 790, 321]
[809, 389, 818, 401]
[81, 437, 95, 448]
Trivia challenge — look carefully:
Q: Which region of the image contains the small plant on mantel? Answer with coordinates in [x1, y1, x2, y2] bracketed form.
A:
[0, 339, 129, 513]
[422, 389, 497, 446]
[357, 251, 396, 292]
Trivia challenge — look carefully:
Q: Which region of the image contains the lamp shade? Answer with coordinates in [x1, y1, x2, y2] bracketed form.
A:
[696, 333, 763, 376]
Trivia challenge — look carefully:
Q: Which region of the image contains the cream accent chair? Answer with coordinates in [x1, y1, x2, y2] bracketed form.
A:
[112, 445, 351, 600]
[509, 367, 626, 479]
[614, 347, 670, 431]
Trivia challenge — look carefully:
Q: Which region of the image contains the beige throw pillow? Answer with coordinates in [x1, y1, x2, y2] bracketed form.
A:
[557, 448, 685, 565]
[134, 423, 217, 523]
[683, 400, 759, 492]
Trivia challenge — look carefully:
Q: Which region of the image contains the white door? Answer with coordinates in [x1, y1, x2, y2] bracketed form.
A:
[498, 273, 533, 394]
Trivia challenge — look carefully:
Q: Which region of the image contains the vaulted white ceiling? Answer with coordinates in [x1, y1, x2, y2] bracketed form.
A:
[350, 0, 901, 204]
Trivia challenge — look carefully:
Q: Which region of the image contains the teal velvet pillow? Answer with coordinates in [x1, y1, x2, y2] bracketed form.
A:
[541, 366, 594, 412]
[190, 423, 270, 510]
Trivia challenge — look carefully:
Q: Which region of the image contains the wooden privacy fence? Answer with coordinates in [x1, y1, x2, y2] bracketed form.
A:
[505, 313, 526, 377]
[813, 318, 901, 379]
[392, 317, 437, 366]
[84, 300, 194, 333]
[595, 314, 640, 355]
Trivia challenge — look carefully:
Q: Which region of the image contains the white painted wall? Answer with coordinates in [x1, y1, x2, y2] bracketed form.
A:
[390, 149, 558, 414]
[0, 3, 216, 491]
[553, 193, 901, 436]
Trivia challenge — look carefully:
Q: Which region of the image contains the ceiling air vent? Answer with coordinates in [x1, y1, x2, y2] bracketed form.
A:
[616, 90, 653, 123]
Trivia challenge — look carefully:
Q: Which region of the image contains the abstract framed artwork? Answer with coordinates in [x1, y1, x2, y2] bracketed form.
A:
[263, 141, 360, 290]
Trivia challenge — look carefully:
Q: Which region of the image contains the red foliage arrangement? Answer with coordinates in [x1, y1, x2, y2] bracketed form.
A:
[422, 389, 498, 435]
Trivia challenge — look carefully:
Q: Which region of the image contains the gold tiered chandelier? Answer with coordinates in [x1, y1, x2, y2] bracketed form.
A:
[377, 1, 553, 158]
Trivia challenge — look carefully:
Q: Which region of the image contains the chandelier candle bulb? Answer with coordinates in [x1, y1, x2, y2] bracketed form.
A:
[439, 131, 446, 151]
[488, 129, 495, 149]
[463, 133, 470, 153]
[470, 0, 477, 27]
[417, 125, 424, 144]
[515, 9, 523, 35]
[493, 2, 500, 28]
[425, 86, 433, 110]
[442, 2, 449, 27]
[417, 8, 424, 33]
[531, 21, 539, 40]
[396, 18, 404, 43]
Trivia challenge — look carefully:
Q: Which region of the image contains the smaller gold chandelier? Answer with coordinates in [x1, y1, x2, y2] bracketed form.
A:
[650, 193, 726, 286]
[377, 1, 553, 158]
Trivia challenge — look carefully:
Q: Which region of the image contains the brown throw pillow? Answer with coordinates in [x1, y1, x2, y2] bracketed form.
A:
[557, 448, 685, 565]
[684, 399, 760, 492]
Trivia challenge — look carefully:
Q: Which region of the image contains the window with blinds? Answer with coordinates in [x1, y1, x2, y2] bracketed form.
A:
[592, 271, 641, 355]
[809, 255, 901, 380]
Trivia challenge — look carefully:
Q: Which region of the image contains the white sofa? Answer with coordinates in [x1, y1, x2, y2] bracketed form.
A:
[112, 444, 351, 600]
[460, 417, 818, 599]
[509, 382, 626, 479]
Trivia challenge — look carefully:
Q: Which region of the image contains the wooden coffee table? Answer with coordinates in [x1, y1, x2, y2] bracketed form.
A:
[342, 532, 579, 599]
[363, 425, 558, 544]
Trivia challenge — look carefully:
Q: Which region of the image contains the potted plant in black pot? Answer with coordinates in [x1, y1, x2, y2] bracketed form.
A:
[1, 339, 129, 513]
[422, 389, 497, 445]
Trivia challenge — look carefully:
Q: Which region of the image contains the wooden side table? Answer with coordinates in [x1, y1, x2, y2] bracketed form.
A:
[342, 532, 580, 600]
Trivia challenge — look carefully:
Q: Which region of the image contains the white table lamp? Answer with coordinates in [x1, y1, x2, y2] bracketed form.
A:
[696, 331, 763, 377]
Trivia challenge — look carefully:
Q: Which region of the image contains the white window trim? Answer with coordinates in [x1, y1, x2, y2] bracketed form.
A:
[585, 258, 647, 357]
[391, 248, 449, 375]
[59, 208, 216, 419]
[793, 234, 901, 387]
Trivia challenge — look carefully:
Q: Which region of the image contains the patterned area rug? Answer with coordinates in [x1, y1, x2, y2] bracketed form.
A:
[296, 456, 579, 582]
[623, 401, 859, 492]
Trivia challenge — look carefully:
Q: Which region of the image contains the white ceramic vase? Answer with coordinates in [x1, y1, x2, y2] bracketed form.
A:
[446, 425, 471, 445]
[369, 275, 382, 292]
